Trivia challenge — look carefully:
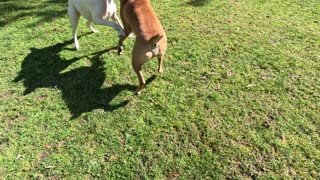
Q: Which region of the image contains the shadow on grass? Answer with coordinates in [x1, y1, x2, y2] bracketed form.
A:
[187, 0, 212, 6]
[13, 39, 135, 119]
[0, 0, 67, 27]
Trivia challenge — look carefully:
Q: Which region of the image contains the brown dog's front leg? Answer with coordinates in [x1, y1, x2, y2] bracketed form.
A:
[158, 54, 164, 74]
[117, 23, 132, 55]
[117, 35, 126, 54]
[132, 62, 145, 95]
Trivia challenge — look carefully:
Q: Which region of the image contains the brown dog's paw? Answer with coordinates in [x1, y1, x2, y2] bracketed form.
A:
[134, 86, 143, 95]
[117, 46, 123, 55]
[134, 91, 141, 95]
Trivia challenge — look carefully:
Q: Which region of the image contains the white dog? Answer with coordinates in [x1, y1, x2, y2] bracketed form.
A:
[68, 0, 125, 50]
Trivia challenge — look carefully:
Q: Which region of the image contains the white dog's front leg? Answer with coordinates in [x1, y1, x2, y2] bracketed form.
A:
[68, 6, 80, 50]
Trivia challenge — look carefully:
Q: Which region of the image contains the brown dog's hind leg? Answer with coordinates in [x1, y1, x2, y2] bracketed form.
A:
[132, 62, 145, 95]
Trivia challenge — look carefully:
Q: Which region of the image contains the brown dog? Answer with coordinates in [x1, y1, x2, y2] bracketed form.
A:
[117, 0, 167, 95]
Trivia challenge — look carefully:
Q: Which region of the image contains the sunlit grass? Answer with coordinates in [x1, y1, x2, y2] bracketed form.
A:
[0, 0, 319, 178]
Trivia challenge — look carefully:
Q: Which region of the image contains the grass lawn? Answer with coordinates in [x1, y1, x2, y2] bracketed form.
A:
[0, 0, 319, 178]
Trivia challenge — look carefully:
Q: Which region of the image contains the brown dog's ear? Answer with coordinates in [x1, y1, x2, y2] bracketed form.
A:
[150, 34, 163, 43]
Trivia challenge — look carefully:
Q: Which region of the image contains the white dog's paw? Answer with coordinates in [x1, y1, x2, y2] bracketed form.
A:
[92, 29, 100, 33]
[128, 33, 135, 38]
[74, 40, 80, 50]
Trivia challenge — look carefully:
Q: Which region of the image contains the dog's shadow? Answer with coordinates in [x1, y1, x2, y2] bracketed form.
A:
[13, 39, 135, 119]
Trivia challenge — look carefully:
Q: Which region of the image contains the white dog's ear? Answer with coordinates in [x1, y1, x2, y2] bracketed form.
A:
[150, 34, 163, 43]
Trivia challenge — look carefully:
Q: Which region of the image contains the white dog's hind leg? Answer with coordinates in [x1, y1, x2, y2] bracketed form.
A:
[92, 17, 125, 36]
[112, 14, 134, 38]
[68, 6, 80, 50]
[111, 14, 123, 28]
[86, 20, 99, 33]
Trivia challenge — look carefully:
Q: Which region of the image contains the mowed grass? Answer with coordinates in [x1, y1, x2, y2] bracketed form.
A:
[0, 0, 319, 178]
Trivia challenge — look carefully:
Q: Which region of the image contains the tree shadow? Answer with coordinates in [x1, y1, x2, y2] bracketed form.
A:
[0, 0, 67, 27]
[186, 0, 213, 6]
[13, 39, 135, 119]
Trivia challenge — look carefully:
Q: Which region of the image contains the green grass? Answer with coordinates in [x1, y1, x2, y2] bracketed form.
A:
[1, 0, 319, 178]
